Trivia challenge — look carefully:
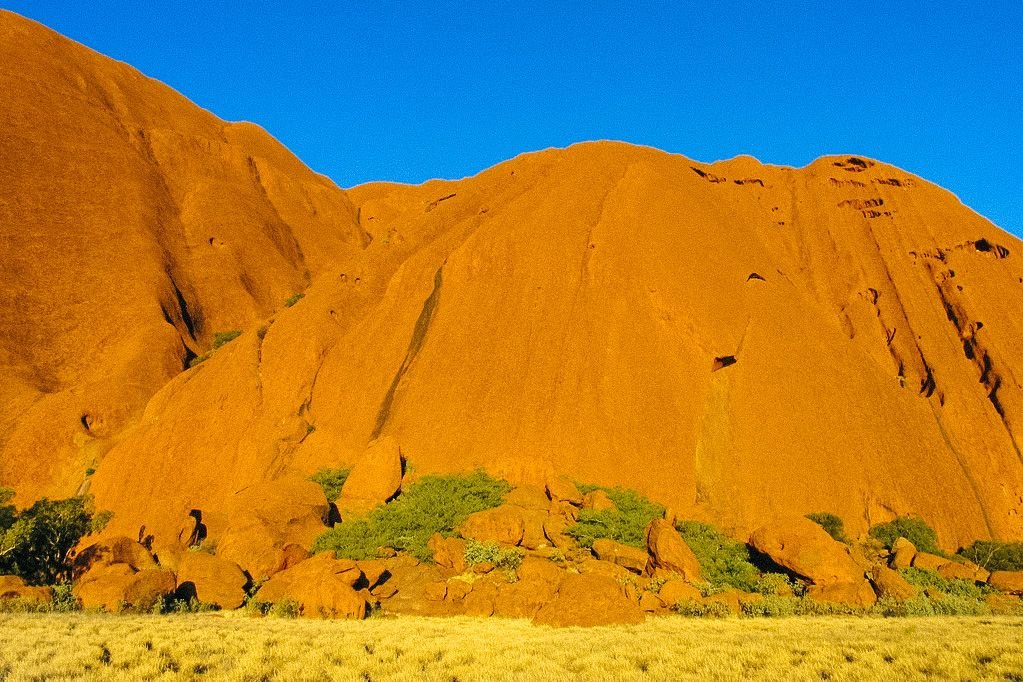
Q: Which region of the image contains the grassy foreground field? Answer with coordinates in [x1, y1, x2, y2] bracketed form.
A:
[1, 613, 1022, 681]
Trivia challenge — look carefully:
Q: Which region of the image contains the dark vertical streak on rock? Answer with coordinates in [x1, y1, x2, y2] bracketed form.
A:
[372, 265, 444, 438]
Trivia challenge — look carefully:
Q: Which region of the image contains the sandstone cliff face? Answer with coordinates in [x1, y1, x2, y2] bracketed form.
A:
[2, 10, 1022, 551]
[0, 11, 367, 502]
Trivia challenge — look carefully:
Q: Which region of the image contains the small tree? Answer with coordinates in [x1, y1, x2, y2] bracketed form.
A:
[869, 516, 941, 555]
[805, 512, 847, 543]
[0, 493, 112, 585]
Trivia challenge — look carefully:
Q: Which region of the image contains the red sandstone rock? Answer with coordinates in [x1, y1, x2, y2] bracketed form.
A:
[457, 506, 525, 546]
[749, 517, 863, 586]
[645, 519, 702, 582]
[176, 551, 248, 609]
[533, 573, 645, 627]
[336, 436, 403, 516]
[253, 552, 366, 619]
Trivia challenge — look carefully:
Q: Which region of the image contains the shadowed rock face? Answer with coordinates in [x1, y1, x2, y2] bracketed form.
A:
[2, 10, 1023, 552]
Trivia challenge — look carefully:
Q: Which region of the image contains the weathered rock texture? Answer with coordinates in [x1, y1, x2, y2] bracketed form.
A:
[2, 10, 1023, 554]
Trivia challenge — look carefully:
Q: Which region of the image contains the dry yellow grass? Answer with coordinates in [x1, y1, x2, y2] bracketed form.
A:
[1, 613, 1022, 681]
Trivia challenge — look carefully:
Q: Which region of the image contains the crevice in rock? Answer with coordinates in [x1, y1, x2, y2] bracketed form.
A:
[746, 272, 766, 282]
[425, 193, 457, 212]
[690, 166, 727, 183]
[927, 401, 996, 538]
[711, 355, 737, 372]
[372, 264, 445, 438]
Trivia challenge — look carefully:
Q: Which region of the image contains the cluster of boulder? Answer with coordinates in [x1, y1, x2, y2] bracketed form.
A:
[2, 439, 1022, 624]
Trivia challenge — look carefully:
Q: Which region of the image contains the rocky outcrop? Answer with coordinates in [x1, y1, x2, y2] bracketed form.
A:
[74, 565, 176, 612]
[216, 477, 330, 581]
[889, 538, 917, 569]
[988, 571, 1023, 595]
[533, 573, 645, 627]
[545, 477, 583, 506]
[645, 519, 702, 582]
[869, 564, 918, 602]
[592, 539, 648, 574]
[175, 552, 248, 609]
[427, 534, 468, 573]
[335, 437, 403, 518]
[806, 581, 877, 609]
[72, 536, 157, 579]
[0, 575, 52, 604]
[749, 517, 864, 586]
[457, 506, 526, 546]
[253, 552, 367, 619]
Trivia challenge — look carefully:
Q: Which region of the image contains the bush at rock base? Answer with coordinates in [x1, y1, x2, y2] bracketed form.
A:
[898, 567, 991, 600]
[309, 468, 350, 503]
[959, 540, 1023, 571]
[674, 520, 762, 592]
[464, 540, 524, 571]
[0, 488, 112, 585]
[565, 486, 663, 549]
[312, 471, 510, 561]
[672, 599, 731, 618]
[869, 516, 942, 555]
[805, 512, 847, 543]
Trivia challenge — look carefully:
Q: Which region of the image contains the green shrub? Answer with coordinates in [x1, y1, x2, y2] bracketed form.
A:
[868, 516, 941, 555]
[283, 293, 305, 308]
[270, 598, 300, 618]
[755, 572, 802, 597]
[463, 539, 523, 571]
[805, 512, 847, 543]
[0, 494, 112, 585]
[0, 584, 81, 614]
[672, 599, 731, 618]
[565, 486, 663, 549]
[154, 597, 218, 615]
[898, 567, 991, 600]
[310, 468, 350, 502]
[959, 540, 1023, 571]
[675, 521, 760, 592]
[212, 330, 242, 350]
[313, 471, 511, 561]
[742, 596, 858, 617]
[49, 584, 80, 613]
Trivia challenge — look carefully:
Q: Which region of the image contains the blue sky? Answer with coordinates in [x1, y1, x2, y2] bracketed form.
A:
[4, 2, 1021, 236]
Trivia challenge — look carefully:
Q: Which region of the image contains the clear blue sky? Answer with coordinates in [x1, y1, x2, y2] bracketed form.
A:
[4, 2, 1021, 236]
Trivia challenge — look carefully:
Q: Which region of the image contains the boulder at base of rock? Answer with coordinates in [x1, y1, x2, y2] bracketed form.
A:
[176, 551, 248, 609]
[542, 515, 575, 550]
[217, 476, 330, 581]
[335, 436, 403, 517]
[889, 537, 917, 569]
[645, 519, 702, 582]
[869, 564, 917, 602]
[533, 573, 645, 627]
[639, 591, 665, 612]
[985, 593, 1023, 614]
[494, 557, 565, 618]
[657, 579, 703, 608]
[806, 580, 877, 609]
[937, 559, 985, 582]
[504, 486, 551, 511]
[911, 552, 949, 572]
[428, 534, 468, 573]
[989, 571, 1023, 595]
[72, 536, 157, 579]
[0, 575, 52, 604]
[74, 566, 176, 612]
[749, 517, 863, 586]
[253, 552, 366, 618]
[545, 476, 582, 506]
[581, 489, 616, 511]
[457, 505, 525, 545]
[592, 539, 648, 574]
